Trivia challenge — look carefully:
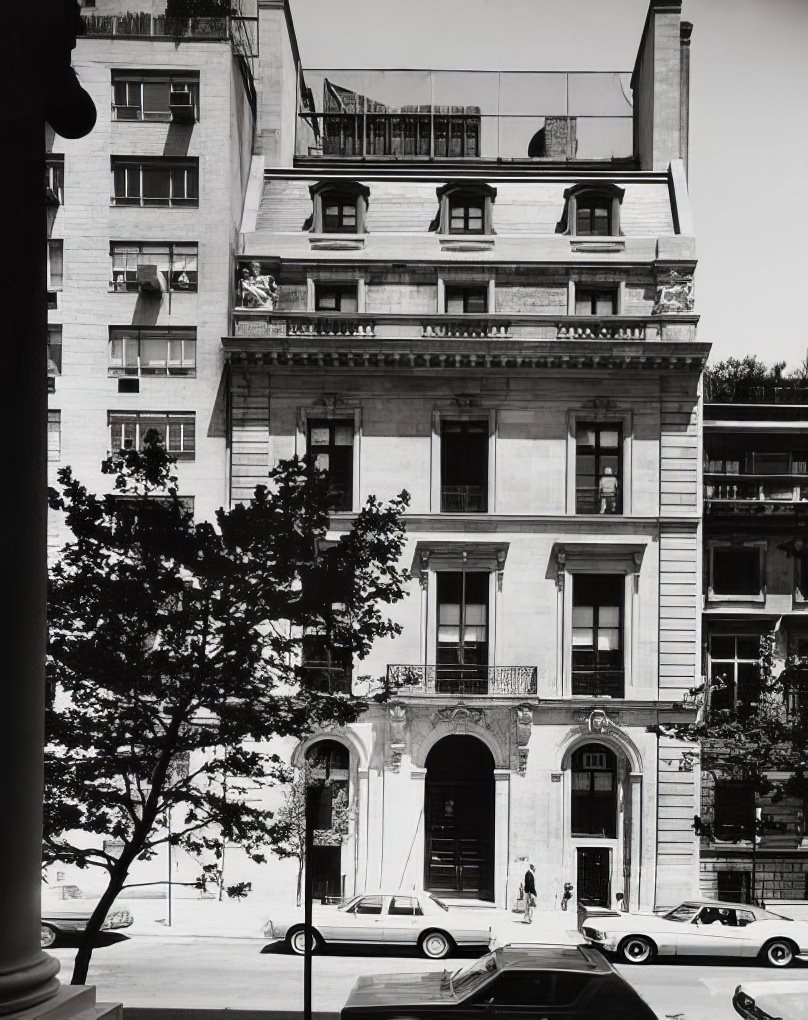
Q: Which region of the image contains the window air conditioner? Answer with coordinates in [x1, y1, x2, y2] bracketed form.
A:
[169, 90, 195, 123]
[136, 265, 166, 294]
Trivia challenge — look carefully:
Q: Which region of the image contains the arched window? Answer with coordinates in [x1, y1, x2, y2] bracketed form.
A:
[309, 180, 370, 234]
[434, 182, 497, 236]
[557, 183, 624, 238]
[305, 739, 350, 830]
[571, 743, 618, 837]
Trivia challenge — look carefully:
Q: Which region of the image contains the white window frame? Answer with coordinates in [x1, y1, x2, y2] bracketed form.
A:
[566, 410, 633, 516]
[108, 412, 196, 460]
[707, 541, 766, 603]
[110, 242, 198, 293]
[108, 328, 197, 378]
[48, 410, 61, 463]
[111, 72, 200, 122]
[431, 409, 497, 515]
[295, 407, 362, 513]
[47, 240, 63, 291]
[563, 564, 633, 698]
[707, 632, 761, 717]
[111, 159, 199, 208]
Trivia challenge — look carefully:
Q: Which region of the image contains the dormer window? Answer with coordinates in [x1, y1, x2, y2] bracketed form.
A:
[435, 182, 496, 236]
[309, 181, 369, 234]
[558, 183, 624, 237]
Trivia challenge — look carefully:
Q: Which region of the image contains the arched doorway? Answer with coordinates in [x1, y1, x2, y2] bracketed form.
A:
[424, 736, 494, 900]
[305, 739, 350, 902]
[570, 742, 619, 909]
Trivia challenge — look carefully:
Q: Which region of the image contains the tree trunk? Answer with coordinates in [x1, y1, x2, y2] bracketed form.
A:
[71, 856, 134, 985]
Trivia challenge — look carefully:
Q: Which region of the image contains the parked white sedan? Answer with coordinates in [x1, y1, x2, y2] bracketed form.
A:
[581, 900, 808, 967]
[264, 891, 493, 959]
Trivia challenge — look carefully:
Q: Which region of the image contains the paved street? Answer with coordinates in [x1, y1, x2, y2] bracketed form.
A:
[51, 933, 808, 1019]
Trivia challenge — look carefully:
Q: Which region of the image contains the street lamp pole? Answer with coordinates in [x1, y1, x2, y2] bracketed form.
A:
[303, 784, 319, 1020]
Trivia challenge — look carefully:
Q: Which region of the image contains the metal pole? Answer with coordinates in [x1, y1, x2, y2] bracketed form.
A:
[304, 785, 318, 1020]
[167, 808, 172, 927]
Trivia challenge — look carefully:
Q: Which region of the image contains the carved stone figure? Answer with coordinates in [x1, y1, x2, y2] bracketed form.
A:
[588, 707, 612, 734]
[237, 261, 279, 309]
[653, 271, 694, 314]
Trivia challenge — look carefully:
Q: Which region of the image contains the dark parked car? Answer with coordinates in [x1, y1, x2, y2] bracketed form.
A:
[341, 944, 659, 1019]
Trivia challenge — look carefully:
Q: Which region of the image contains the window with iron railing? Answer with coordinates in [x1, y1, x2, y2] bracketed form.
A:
[572, 574, 624, 696]
[436, 571, 489, 694]
[440, 419, 488, 513]
[575, 424, 622, 515]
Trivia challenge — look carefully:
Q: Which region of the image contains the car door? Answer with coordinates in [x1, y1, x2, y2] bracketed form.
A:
[676, 907, 749, 958]
[339, 895, 385, 943]
[383, 895, 422, 946]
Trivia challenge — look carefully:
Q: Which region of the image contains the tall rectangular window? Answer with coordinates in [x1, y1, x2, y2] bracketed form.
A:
[314, 284, 358, 312]
[710, 545, 763, 597]
[572, 574, 624, 696]
[47, 240, 64, 290]
[575, 289, 616, 315]
[112, 158, 199, 208]
[111, 71, 199, 122]
[440, 419, 488, 513]
[46, 155, 64, 205]
[436, 571, 489, 694]
[708, 635, 761, 714]
[109, 412, 196, 460]
[110, 243, 198, 292]
[445, 286, 487, 314]
[108, 328, 196, 377]
[48, 411, 61, 463]
[307, 420, 354, 511]
[714, 781, 755, 841]
[301, 632, 352, 694]
[47, 326, 62, 377]
[576, 424, 622, 515]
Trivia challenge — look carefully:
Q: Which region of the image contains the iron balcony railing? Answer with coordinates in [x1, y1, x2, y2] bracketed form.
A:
[571, 669, 624, 698]
[440, 485, 486, 513]
[231, 312, 696, 343]
[80, 9, 259, 60]
[388, 664, 537, 697]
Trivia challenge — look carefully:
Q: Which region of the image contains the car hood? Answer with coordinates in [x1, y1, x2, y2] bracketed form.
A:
[344, 971, 456, 1008]
[736, 981, 808, 1020]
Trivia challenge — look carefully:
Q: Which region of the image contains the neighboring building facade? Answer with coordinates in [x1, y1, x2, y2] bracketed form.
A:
[701, 389, 808, 908]
[47, 0, 708, 914]
[225, 0, 707, 912]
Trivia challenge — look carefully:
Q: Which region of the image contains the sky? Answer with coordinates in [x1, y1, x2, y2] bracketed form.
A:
[287, 0, 808, 367]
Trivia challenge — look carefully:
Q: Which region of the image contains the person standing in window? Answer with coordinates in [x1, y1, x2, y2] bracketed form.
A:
[523, 863, 537, 924]
[598, 465, 618, 514]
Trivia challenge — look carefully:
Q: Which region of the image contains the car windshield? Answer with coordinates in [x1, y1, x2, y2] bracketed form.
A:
[663, 903, 703, 922]
[338, 897, 359, 913]
[429, 895, 449, 912]
[451, 951, 500, 995]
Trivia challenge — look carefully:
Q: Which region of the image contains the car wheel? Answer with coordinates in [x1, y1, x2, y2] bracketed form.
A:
[286, 926, 322, 956]
[419, 930, 453, 959]
[40, 924, 57, 948]
[618, 935, 656, 965]
[760, 938, 797, 968]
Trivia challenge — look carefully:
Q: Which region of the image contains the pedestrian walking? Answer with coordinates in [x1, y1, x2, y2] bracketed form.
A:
[561, 881, 573, 911]
[523, 863, 537, 923]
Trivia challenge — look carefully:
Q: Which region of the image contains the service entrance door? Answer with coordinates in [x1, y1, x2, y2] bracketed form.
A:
[424, 736, 494, 900]
[576, 847, 611, 908]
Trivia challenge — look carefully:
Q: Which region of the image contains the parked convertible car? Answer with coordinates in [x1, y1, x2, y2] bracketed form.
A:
[734, 980, 808, 1020]
[340, 944, 659, 1019]
[581, 899, 808, 967]
[41, 906, 133, 947]
[264, 891, 492, 959]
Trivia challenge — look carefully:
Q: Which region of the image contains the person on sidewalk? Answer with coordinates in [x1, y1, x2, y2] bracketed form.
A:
[523, 864, 537, 924]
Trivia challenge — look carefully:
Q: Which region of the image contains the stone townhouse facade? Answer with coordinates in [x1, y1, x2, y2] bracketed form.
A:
[46, 0, 709, 914]
[701, 390, 808, 908]
[224, 0, 708, 911]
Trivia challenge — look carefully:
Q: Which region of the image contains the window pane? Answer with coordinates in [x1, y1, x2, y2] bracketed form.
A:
[572, 606, 594, 627]
[736, 636, 760, 659]
[309, 427, 330, 446]
[141, 337, 167, 371]
[600, 429, 620, 448]
[710, 635, 737, 659]
[599, 606, 620, 628]
[597, 628, 620, 651]
[577, 428, 596, 448]
[142, 81, 169, 113]
[572, 628, 593, 646]
[142, 167, 170, 200]
[333, 425, 353, 446]
[713, 548, 761, 595]
[314, 452, 330, 471]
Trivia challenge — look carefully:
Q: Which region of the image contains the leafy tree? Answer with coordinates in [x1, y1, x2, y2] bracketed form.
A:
[656, 632, 808, 903]
[45, 433, 409, 983]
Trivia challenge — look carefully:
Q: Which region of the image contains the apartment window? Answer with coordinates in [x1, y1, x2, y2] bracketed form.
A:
[714, 781, 755, 841]
[436, 183, 496, 235]
[112, 158, 198, 207]
[572, 574, 624, 697]
[575, 288, 616, 315]
[708, 635, 761, 714]
[440, 419, 488, 513]
[110, 243, 198, 292]
[47, 240, 64, 291]
[301, 633, 352, 694]
[304, 740, 349, 830]
[47, 326, 62, 376]
[314, 284, 358, 313]
[445, 286, 487, 314]
[309, 181, 369, 234]
[436, 571, 489, 693]
[571, 744, 617, 838]
[108, 328, 196, 377]
[111, 71, 199, 122]
[716, 870, 752, 904]
[559, 184, 624, 237]
[307, 420, 354, 511]
[709, 543, 764, 598]
[576, 424, 622, 515]
[48, 411, 61, 463]
[108, 412, 196, 460]
[46, 155, 64, 205]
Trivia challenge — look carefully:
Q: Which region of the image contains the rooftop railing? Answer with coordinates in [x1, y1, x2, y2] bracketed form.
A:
[80, 8, 258, 59]
[297, 69, 634, 162]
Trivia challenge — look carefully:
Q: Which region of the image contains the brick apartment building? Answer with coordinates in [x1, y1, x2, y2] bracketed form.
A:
[48, 0, 709, 913]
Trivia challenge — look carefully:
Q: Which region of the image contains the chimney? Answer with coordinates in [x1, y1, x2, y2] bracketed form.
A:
[631, 0, 685, 171]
